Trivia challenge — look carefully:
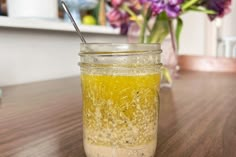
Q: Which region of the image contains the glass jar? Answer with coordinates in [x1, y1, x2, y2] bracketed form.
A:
[79, 43, 162, 157]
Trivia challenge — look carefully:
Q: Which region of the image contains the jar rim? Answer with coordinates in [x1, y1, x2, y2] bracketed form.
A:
[80, 43, 161, 55]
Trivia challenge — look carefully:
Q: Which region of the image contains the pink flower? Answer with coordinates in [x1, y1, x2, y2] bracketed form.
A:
[107, 9, 130, 34]
[111, 0, 125, 8]
[107, 9, 123, 27]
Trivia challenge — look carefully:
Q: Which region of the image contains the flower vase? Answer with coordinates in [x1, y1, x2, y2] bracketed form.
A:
[160, 38, 179, 87]
[127, 22, 140, 43]
[128, 22, 179, 87]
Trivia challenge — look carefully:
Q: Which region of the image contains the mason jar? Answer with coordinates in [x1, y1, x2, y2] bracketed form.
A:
[79, 43, 162, 157]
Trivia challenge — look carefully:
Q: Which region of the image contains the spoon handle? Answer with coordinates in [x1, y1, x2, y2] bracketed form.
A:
[61, 1, 87, 43]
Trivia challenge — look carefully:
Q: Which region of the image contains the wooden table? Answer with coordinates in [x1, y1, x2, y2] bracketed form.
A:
[0, 71, 236, 157]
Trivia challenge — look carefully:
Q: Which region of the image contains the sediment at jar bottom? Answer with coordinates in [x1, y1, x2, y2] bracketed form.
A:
[84, 139, 157, 157]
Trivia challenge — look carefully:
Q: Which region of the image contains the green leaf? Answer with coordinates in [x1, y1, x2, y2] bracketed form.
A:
[138, 8, 152, 43]
[149, 13, 169, 43]
[182, 0, 199, 10]
[175, 17, 183, 50]
[162, 67, 172, 84]
[189, 6, 216, 14]
[139, 11, 148, 43]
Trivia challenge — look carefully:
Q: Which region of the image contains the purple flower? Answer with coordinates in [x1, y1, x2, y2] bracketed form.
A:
[165, 3, 181, 18]
[120, 23, 129, 35]
[168, 0, 184, 5]
[151, 1, 165, 15]
[201, 0, 231, 20]
[149, 0, 183, 18]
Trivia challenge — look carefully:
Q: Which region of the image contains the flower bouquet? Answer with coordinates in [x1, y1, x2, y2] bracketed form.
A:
[106, 0, 231, 85]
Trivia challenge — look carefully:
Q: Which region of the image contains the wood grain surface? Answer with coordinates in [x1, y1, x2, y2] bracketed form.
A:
[0, 71, 236, 157]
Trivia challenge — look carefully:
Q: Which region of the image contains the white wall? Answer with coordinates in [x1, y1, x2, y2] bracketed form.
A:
[0, 28, 126, 86]
[222, 0, 236, 37]
[178, 8, 236, 57]
[179, 12, 206, 56]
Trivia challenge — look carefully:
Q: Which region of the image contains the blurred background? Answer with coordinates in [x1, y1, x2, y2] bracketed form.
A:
[0, 0, 235, 86]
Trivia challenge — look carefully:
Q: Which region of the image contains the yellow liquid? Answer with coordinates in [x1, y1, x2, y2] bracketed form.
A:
[81, 73, 160, 147]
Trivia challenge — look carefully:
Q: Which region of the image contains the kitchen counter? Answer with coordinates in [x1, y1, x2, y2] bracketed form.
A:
[0, 71, 236, 157]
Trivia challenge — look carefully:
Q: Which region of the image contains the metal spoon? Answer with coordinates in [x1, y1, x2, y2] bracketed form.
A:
[61, 0, 87, 43]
